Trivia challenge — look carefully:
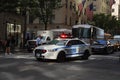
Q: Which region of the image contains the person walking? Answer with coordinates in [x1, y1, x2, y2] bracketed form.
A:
[36, 35, 42, 46]
[0, 38, 5, 53]
[5, 35, 12, 55]
[10, 36, 15, 54]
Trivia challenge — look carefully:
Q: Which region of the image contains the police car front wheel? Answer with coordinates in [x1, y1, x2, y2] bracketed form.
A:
[81, 50, 90, 60]
[57, 51, 66, 62]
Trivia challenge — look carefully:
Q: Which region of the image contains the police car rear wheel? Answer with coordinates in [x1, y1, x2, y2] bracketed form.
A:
[57, 52, 66, 62]
[82, 50, 90, 60]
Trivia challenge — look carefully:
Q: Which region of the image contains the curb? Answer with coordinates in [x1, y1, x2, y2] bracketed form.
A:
[0, 49, 29, 54]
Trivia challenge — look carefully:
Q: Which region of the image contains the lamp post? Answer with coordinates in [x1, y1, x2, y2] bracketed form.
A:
[16, 25, 19, 46]
[13, 20, 16, 37]
[23, 8, 27, 48]
[13, 20, 16, 46]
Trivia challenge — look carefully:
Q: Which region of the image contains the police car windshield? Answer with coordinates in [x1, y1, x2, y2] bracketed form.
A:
[56, 40, 67, 46]
[48, 40, 67, 46]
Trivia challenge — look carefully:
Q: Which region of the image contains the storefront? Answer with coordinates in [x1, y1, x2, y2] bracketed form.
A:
[0, 12, 24, 47]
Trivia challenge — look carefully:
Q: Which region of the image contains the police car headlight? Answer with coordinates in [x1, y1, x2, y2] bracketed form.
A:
[48, 49, 57, 52]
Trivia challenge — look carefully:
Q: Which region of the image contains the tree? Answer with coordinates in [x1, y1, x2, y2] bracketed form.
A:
[35, 0, 62, 30]
[92, 13, 118, 34]
[0, 0, 38, 47]
[0, 0, 62, 46]
[17, 0, 38, 47]
[92, 14, 106, 29]
[0, 0, 18, 13]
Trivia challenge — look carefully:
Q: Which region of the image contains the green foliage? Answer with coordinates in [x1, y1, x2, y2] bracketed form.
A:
[35, 0, 62, 30]
[18, 0, 62, 30]
[92, 13, 119, 34]
[0, 0, 19, 13]
[0, 0, 62, 29]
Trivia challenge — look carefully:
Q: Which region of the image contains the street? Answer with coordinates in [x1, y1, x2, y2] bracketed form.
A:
[0, 52, 120, 80]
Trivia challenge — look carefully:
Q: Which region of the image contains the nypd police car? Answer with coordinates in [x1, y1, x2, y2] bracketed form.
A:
[33, 38, 91, 62]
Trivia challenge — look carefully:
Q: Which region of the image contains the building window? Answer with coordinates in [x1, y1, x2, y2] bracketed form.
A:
[112, 9, 115, 12]
[52, 15, 55, 20]
[65, 15, 67, 25]
[69, 17, 71, 25]
[50, 15, 55, 24]
[66, 0, 68, 8]
[70, 2, 72, 10]
[73, 3, 76, 11]
[93, 5, 96, 11]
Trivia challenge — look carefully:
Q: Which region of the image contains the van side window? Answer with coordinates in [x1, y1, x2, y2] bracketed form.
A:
[46, 37, 51, 41]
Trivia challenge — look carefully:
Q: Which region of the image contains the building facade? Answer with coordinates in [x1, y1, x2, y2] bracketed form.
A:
[76, 0, 113, 24]
[26, 0, 115, 39]
[0, 12, 24, 47]
[112, 0, 120, 20]
[93, 0, 111, 15]
[27, 0, 78, 38]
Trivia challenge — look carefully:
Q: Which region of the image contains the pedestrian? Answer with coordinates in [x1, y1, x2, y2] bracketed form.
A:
[0, 37, 2, 52]
[10, 36, 15, 54]
[0, 38, 5, 53]
[36, 35, 42, 46]
[1, 40, 6, 53]
[5, 35, 12, 55]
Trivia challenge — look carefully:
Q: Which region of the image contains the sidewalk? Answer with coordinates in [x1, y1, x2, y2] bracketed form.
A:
[0, 52, 34, 59]
[0, 48, 30, 55]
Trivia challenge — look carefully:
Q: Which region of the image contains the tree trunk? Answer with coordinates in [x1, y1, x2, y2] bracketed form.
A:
[45, 22, 47, 30]
[23, 9, 27, 48]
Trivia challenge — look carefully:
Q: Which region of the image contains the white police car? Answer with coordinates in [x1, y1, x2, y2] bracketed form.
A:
[33, 38, 91, 62]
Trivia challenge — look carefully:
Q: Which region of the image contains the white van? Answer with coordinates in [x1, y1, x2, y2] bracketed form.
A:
[26, 29, 72, 52]
[26, 30, 54, 52]
[37, 30, 54, 43]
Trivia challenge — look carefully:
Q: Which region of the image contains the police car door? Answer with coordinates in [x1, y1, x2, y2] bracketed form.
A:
[66, 40, 80, 57]
[77, 40, 86, 55]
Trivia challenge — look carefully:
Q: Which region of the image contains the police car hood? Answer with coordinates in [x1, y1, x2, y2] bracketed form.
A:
[35, 44, 64, 50]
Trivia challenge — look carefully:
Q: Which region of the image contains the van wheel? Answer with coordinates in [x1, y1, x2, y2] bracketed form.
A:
[81, 50, 90, 60]
[57, 52, 66, 62]
[36, 58, 42, 61]
[35, 53, 42, 61]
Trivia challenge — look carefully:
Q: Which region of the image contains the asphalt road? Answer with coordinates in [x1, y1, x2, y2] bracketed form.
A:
[0, 52, 120, 80]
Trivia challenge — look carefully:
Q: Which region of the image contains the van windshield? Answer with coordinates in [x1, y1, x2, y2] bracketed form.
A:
[41, 36, 46, 41]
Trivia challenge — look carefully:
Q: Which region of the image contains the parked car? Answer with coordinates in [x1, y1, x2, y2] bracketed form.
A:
[91, 40, 114, 54]
[26, 39, 37, 52]
[33, 38, 91, 62]
[109, 39, 120, 51]
[26, 36, 52, 52]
